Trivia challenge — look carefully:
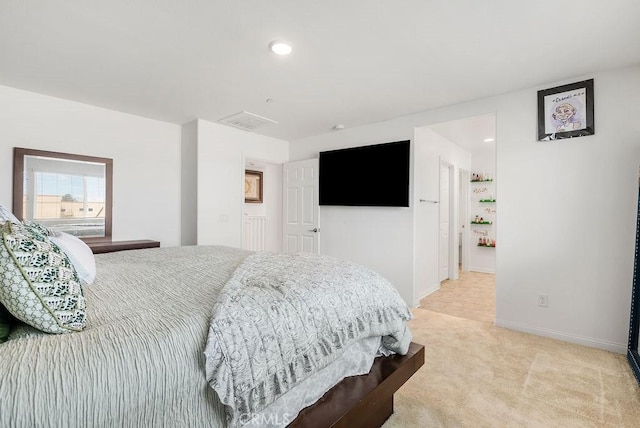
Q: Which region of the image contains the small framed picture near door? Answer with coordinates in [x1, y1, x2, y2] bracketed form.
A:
[245, 170, 263, 203]
[537, 78, 594, 141]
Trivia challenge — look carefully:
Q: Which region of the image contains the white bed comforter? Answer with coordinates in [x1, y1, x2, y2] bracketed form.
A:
[204, 251, 412, 427]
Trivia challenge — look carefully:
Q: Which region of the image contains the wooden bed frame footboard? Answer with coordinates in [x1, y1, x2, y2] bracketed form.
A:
[288, 342, 425, 428]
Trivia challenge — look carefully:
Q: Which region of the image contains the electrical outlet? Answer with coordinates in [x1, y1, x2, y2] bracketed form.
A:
[537, 294, 548, 307]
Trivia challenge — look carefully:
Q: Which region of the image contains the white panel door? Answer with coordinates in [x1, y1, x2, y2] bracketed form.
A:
[283, 158, 319, 254]
[439, 163, 450, 281]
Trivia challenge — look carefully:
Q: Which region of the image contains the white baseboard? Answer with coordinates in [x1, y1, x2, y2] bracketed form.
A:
[495, 318, 627, 354]
[413, 283, 441, 307]
[468, 266, 496, 274]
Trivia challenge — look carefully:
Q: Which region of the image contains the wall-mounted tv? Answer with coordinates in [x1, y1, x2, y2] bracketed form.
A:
[319, 140, 410, 207]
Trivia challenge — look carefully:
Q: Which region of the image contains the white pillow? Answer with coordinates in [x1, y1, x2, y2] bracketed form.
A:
[0, 203, 20, 224]
[50, 232, 96, 286]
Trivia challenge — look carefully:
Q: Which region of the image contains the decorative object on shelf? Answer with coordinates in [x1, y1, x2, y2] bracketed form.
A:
[470, 172, 493, 182]
[244, 170, 263, 203]
[477, 237, 496, 247]
[471, 217, 492, 225]
[537, 78, 594, 141]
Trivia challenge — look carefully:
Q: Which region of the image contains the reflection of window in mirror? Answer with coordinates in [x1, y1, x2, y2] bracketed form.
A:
[13, 148, 113, 240]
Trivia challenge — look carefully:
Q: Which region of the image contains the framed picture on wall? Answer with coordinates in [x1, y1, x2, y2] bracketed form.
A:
[244, 170, 263, 203]
[537, 79, 594, 141]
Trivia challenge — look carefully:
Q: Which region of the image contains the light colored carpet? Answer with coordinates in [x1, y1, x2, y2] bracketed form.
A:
[383, 308, 640, 427]
[419, 270, 495, 323]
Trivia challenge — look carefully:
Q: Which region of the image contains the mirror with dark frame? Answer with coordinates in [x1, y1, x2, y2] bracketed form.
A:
[13, 148, 113, 241]
[628, 171, 640, 384]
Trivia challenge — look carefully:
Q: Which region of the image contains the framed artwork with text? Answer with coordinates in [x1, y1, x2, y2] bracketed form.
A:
[537, 79, 594, 141]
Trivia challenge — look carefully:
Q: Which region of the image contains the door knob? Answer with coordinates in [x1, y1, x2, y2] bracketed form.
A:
[308, 228, 319, 233]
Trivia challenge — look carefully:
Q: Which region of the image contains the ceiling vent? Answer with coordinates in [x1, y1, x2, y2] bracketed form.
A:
[218, 111, 278, 131]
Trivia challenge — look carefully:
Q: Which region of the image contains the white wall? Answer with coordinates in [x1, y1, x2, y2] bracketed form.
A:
[292, 64, 640, 352]
[193, 120, 288, 248]
[0, 85, 182, 247]
[495, 66, 640, 352]
[319, 206, 414, 304]
[413, 128, 471, 302]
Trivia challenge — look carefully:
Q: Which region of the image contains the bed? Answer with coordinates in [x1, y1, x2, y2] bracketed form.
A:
[0, 237, 422, 427]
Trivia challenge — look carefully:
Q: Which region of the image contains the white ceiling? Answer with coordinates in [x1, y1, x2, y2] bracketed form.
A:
[1, 0, 639, 141]
[429, 114, 496, 154]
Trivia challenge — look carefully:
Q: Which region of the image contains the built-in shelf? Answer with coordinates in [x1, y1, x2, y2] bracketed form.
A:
[472, 172, 496, 253]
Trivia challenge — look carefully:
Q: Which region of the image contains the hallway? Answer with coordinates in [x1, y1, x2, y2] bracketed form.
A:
[419, 271, 495, 323]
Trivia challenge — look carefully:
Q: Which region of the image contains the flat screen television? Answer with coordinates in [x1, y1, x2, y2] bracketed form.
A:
[319, 140, 410, 207]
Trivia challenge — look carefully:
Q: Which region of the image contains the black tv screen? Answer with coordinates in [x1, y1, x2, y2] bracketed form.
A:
[319, 140, 410, 207]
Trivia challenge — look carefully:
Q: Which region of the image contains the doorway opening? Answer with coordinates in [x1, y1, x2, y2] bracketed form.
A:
[242, 158, 283, 252]
[419, 113, 497, 323]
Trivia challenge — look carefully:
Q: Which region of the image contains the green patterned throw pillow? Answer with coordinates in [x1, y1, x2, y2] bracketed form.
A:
[0, 222, 86, 333]
[23, 220, 61, 238]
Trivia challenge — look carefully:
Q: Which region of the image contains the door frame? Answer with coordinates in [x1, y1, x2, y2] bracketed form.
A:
[459, 168, 470, 273]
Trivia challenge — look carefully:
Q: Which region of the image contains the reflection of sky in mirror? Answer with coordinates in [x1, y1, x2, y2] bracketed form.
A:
[35, 173, 105, 202]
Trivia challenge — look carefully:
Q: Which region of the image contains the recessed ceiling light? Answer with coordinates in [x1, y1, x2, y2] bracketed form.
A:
[269, 40, 292, 56]
[483, 138, 495, 142]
